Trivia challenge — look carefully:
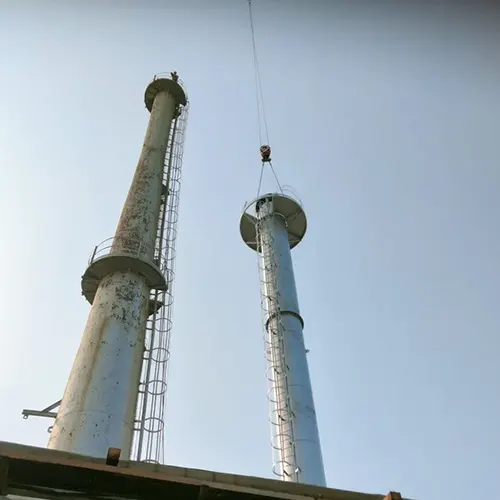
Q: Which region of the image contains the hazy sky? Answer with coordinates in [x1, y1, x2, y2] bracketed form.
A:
[1, 1, 499, 499]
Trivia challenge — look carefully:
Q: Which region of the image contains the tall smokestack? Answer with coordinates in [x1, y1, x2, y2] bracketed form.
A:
[240, 193, 326, 487]
[48, 74, 188, 462]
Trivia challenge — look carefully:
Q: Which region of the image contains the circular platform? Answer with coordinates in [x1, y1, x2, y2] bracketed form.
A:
[144, 73, 187, 111]
[81, 239, 168, 308]
[239, 193, 307, 252]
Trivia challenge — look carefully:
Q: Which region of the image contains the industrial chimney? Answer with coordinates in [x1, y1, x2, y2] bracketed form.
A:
[240, 192, 326, 487]
[47, 73, 188, 465]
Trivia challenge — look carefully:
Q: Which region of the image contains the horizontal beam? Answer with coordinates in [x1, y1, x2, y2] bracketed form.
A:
[22, 400, 61, 420]
[0, 442, 410, 500]
[21, 410, 57, 419]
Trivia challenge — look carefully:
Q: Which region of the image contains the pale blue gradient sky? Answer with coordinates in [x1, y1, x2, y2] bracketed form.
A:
[1, 1, 499, 499]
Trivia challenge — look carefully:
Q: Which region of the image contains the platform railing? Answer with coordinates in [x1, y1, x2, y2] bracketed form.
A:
[88, 236, 168, 274]
[151, 72, 188, 102]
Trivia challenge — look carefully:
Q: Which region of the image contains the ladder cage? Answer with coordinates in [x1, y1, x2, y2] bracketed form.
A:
[131, 100, 189, 464]
[256, 199, 300, 482]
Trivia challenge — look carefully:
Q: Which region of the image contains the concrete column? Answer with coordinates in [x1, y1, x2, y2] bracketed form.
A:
[112, 90, 177, 261]
[48, 77, 186, 458]
[47, 272, 149, 458]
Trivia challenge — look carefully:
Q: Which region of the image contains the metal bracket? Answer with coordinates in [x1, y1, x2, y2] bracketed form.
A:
[22, 400, 61, 420]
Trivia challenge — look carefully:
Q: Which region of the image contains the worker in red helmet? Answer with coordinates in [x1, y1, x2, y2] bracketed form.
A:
[260, 145, 271, 163]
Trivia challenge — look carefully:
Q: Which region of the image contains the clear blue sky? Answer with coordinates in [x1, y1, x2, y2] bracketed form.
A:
[0, 1, 499, 499]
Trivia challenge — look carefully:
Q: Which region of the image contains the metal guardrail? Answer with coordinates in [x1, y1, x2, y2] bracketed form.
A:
[88, 237, 167, 274]
[242, 190, 305, 218]
[151, 72, 189, 103]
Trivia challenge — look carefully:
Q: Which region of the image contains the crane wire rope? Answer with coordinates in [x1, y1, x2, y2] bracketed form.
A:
[247, 0, 284, 199]
[248, 0, 269, 147]
[269, 161, 284, 194]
